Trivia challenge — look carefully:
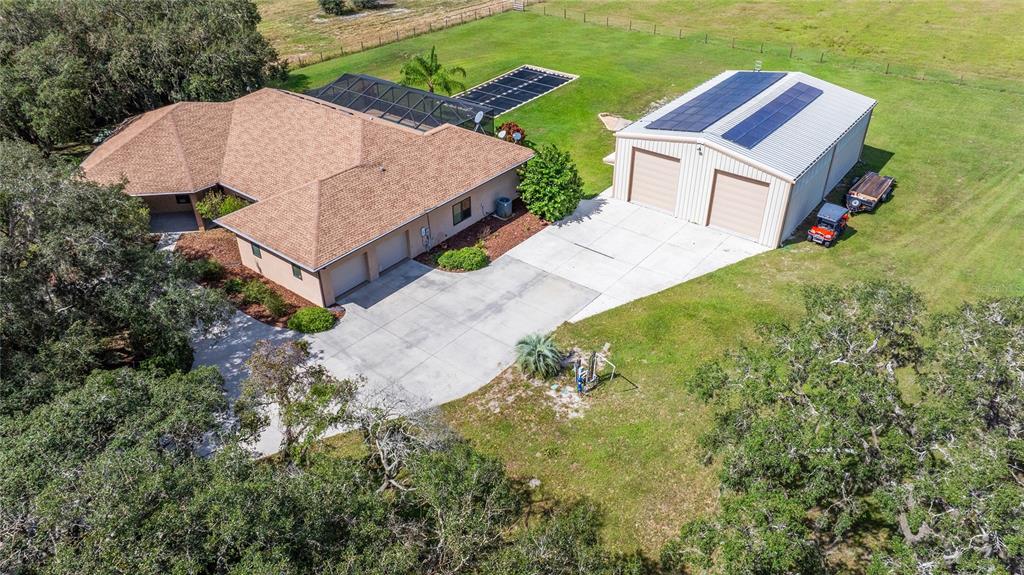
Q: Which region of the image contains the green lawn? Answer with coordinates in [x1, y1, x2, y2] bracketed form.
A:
[290, 11, 1024, 553]
[531, 0, 1024, 82]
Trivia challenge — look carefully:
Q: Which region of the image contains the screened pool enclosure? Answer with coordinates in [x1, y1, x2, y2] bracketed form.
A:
[307, 73, 495, 134]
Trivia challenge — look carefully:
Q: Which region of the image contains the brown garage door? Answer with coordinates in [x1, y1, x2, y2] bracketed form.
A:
[376, 230, 408, 272]
[708, 171, 769, 240]
[331, 253, 369, 298]
[629, 149, 680, 214]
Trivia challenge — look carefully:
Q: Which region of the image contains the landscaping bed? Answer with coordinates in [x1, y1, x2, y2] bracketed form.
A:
[415, 198, 546, 269]
[175, 229, 339, 328]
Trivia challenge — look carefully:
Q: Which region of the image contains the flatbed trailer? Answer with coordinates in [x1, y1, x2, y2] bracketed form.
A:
[846, 171, 894, 213]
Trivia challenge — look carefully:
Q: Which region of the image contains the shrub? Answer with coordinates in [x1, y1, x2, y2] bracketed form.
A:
[240, 279, 288, 318]
[437, 246, 489, 271]
[351, 0, 380, 8]
[318, 0, 350, 15]
[241, 279, 273, 304]
[218, 195, 247, 216]
[287, 307, 337, 333]
[517, 144, 584, 222]
[195, 191, 248, 220]
[223, 277, 244, 294]
[191, 258, 224, 282]
[263, 294, 288, 318]
[514, 333, 563, 379]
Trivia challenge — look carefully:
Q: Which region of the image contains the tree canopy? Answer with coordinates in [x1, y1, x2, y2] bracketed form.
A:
[662, 281, 1023, 574]
[0, 140, 230, 414]
[0, 0, 286, 150]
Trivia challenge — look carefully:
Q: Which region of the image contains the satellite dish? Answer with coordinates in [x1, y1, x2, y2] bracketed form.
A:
[473, 111, 485, 124]
[512, 131, 522, 142]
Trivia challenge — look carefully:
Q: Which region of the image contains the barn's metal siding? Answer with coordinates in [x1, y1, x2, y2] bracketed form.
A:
[783, 146, 832, 241]
[825, 111, 871, 192]
[613, 137, 791, 246]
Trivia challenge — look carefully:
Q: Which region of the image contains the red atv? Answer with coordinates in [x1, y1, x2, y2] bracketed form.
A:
[807, 203, 850, 247]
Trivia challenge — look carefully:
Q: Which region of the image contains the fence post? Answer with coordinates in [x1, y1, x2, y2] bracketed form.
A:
[654, 24, 657, 35]
[543, 5, 545, 15]
[584, 12, 586, 23]
[606, 16, 609, 27]
[629, 19, 632, 31]
[704, 33, 708, 43]
[679, 29, 682, 39]
[789, 46, 793, 58]
[360, 40, 364, 51]
[732, 38, 735, 48]
[759, 42, 763, 53]
[563, 8, 566, 18]
[819, 52, 824, 63]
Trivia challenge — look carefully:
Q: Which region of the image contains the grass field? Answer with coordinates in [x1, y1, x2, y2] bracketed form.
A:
[256, 0, 508, 62]
[290, 10, 1024, 554]
[531, 1, 1024, 80]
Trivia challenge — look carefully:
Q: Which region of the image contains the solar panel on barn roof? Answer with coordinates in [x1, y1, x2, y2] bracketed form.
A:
[647, 72, 785, 133]
[722, 82, 823, 148]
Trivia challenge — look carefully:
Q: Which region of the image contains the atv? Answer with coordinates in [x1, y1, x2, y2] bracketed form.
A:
[807, 203, 850, 247]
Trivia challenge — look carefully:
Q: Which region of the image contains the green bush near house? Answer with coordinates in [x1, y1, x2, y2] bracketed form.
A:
[517, 144, 584, 222]
[287, 307, 337, 333]
[241, 279, 288, 318]
[437, 246, 489, 271]
[223, 277, 244, 294]
[195, 191, 248, 220]
[190, 258, 224, 282]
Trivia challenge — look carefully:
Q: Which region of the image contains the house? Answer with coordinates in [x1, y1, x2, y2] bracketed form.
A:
[81, 87, 533, 306]
[610, 71, 876, 247]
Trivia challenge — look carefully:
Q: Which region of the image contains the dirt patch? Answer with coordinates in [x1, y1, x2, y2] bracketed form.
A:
[175, 228, 339, 328]
[415, 198, 547, 269]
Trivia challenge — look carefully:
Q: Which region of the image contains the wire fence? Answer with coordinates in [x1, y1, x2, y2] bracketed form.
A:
[524, 4, 1024, 95]
[291, 0, 538, 69]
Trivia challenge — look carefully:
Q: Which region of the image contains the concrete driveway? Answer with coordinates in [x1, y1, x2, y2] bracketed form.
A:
[194, 190, 768, 455]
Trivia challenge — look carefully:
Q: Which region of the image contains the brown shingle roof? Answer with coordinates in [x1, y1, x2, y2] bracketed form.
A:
[81, 88, 533, 269]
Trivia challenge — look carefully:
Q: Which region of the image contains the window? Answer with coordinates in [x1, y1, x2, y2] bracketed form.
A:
[251, 243, 262, 258]
[175, 194, 190, 204]
[291, 264, 302, 279]
[452, 197, 472, 226]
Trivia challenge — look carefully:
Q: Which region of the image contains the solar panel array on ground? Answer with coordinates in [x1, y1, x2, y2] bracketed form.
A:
[647, 71, 785, 133]
[723, 82, 823, 148]
[457, 66, 575, 115]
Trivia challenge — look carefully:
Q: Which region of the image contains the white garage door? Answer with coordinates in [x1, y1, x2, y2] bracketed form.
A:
[330, 253, 369, 298]
[376, 230, 408, 272]
[629, 149, 680, 214]
[708, 171, 769, 240]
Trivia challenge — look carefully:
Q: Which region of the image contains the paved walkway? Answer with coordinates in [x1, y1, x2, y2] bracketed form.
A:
[193, 191, 769, 455]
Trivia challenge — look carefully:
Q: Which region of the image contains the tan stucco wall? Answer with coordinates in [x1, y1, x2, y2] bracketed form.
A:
[235, 237, 325, 306]
[142, 193, 195, 214]
[425, 169, 520, 246]
[316, 168, 521, 304]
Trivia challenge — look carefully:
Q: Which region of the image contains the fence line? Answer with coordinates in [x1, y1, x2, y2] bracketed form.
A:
[292, 0, 537, 69]
[522, 5, 1023, 95]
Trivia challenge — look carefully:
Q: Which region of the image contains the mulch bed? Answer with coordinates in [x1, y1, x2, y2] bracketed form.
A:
[175, 228, 340, 328]
[415, 198, 547, 269]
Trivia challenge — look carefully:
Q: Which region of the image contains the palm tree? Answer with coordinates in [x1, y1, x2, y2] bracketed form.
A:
[399, 46, 467, 95]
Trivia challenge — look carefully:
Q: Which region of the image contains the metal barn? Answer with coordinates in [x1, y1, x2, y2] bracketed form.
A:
[610, 71, 876, 247]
